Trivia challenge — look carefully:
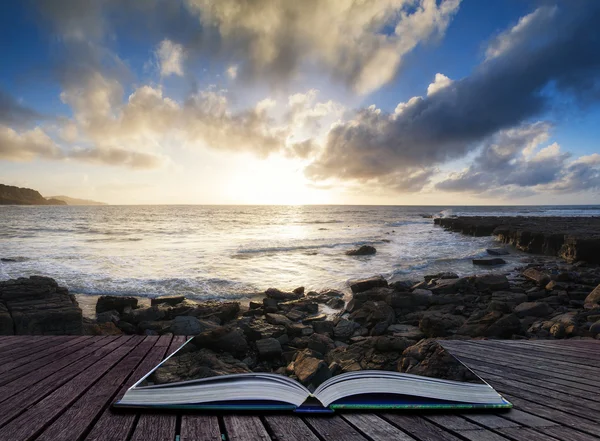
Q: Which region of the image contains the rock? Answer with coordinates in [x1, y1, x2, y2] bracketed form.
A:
[312, 320, 335, 335]
[256, 338, 282, 359]
[170, 316, 217, 335]
[347, 287, 393, 312]
[191, 327, 249, 357]
[303, 313, 327, 323]
[83, 319, 122, 336]
[346, 245, 377, 256]
[264, 288, 303, 301]
[473, 258, 506, 266]
[326, 297, 345, 309]
[424, 272, 459, 282]
[475, 274, 510, 291]
[486, 313, 522, 338]
[386, 292, 431, 310]
[138, 320, 172, 334]
[0, 276, 82, 335]
[419, 313, 464, 338]
[523, 268, 552, 287]
[239, 319, 286, 341]
[590, 320, 600, 336]
[0, 303, 13, 335]
[349, 301, 394, 336]
[514, 302, 554, 318]
[151, 295, 185, 306]
[124, 305, 167, 324]
[266, 313, 293, 327]
[429, 278, 469, 294]
[151, 348, 251, 384]
[386, 324, 424, 340]
[286, 310, 306, 322]
[333, 319, 360, 340]
[349, 276, 388, 294]
[287, 323, 314, 337]
[189, 301, 240, 323]
[117, 321, 137, 334]
[585, 284, 600, 308]
[400, 340, 480, 382]
[487, 248, 510, 255]
[96, 310, 120, 324]
[293, 286, 305, 295]
[307, 333, 336, 355]
[326, 337, 409, 374]
[96, 295, 138, 314]
[412, 289, 433, 296]
[293, 349, 331, 386]
[278, 299, 318, 314]
[488, 291, 528, 312]
[249, 301, 262, 310]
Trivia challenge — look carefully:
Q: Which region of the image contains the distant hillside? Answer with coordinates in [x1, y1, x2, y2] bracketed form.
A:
[0, 184, 66, 205]
[47, 195, 107, 206]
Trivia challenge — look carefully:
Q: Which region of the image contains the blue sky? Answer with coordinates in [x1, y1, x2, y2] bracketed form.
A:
[1, 0, 599, 204]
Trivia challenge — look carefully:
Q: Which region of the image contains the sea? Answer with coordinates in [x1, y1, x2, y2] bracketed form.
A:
[2, 205, 599, 314]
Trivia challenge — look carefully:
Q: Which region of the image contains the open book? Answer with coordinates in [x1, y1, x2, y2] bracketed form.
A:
[114, 337, 511, 413]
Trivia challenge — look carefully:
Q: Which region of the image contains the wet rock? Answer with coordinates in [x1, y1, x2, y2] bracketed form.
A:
[386, 291, 431, 310]
[412, 289, 433, 296]
[96, 295, 138, 314]
[419, 313, 465, 338]
[349, 276, 388, 294]
[326, 297, 345, 309]
[429, 278, 469, 294]
[346, 245, 377, 256]
[151, 348, 251, 384]
[151, 295, 185, 306]
[585, 284, 600, 308]
[266, 313, 293, 327]
[0, 303, 13, 335]
[249, 301, 262, 310]
[117, 321, 137, 334]
[473, 258, 506, 266]
[349, 301, 395, 336]
[264, 288, 303, 302]
[293, 286, 305, 295]
[170, 316, 217, 335]
[256, 338, 283, 359]
[386, 324, 424, 340]
[347, 287, 393, 312]
[239, 319, 286, 341]
[303, 313, 327, 323]
[333, 319, 360, 340]
[514, 302, 554, 318]
[286, 310, 306, 322]
[424, 272, 459, 282]
[312, 320, 335, 335]
[307, 333, 336, 355]
[523, 268, 552, 287]
[124, 305, 167, 324]
[293, 349, 331, 386]
[189, 301, 240, 323]
[287, 323, 314, 338]
[191, 327, 249, 357]
[475, 274, 510, 291]
[0, 276, 82, 335]
[306, 289, 344, 304]
[263, 298, 280, 313]
[278, 299, 318, 314]
[96, 310, 120, 324]
[488, 291, 528, 312]
[326, 337, 408, 373]
[487, 248, 510, 256]
[138, 320, 172, 334]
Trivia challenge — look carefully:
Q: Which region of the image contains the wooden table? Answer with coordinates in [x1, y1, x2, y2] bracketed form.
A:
[0, 336, 598, 441]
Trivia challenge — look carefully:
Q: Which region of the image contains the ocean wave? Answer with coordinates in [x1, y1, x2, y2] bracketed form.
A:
[233, 239, 388, 256]
[84, 237, 143, 242]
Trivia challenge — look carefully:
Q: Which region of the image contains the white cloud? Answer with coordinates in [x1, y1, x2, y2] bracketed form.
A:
[156, 39, 186, 77]
[427, 73, 453, 96]
[226, 65, 238, 79]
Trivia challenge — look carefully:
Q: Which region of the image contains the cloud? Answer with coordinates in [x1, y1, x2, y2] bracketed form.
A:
[306, 3, 600, 191]
[0, 125, 62, 161]
[185, 0, 460, 94]
[436, 122, 600, 197]
[156, 39, 186, 77]
[426, 73, 452, 96]
[0, 90, 40, 126]
[226, 65, 238, 79]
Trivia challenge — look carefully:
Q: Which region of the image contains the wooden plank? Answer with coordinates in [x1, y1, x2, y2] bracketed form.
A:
[0, 335, 143, 440]
[304, 415, 370, 441]
[342, 413, 416, 441]
[497, 409, 557, 428]
[496, 427, 569, 441]
[223, 415, 272, 441]
[129, 336, 183, 441]
[0, 336, 123, 427]
[0, 335, 65, 363]
[443, 344, 600, 387]
[263, 415, 320, 441]
[460, 413, 520, 429]
[379, 414, 464, 441]
[0, 336, 95, 386]
[36, 336, 164, 441]
[180, 415, 222, 441]
[422, 415, 482, 431]
[501, 393, 600, 438]
[84, 336, 178, 441]
[130, 414, 176, 441]
[454, 353, 600, 397]
[454, 430, 513, 441]
[0, 335, 35, 350]
[0, 336, 112, 403]
[489, 340, 600, 360]
[539, 426, 600, 441]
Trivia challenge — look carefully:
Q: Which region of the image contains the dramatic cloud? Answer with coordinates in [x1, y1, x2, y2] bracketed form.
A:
[436, 122, 600, 197]
[0, 90, 40, 126]
[0, 125, 62, 161]
[306, 3, 600, 190]
[156, 39, 186, 77]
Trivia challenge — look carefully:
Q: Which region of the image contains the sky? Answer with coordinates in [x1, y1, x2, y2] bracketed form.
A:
[1, 0, 600, 205]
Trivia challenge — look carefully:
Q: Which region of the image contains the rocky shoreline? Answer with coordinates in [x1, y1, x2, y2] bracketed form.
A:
[2, 216, 600, 387]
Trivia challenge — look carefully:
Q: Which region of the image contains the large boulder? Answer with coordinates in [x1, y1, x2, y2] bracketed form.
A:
[169, 316, 217, 335]
[458, 311, 521, 338]
[386, 324, 424, 340]
[347, 287, 393, 312]
[96, 295, 138, 314]
[191, 327, 249, 357]
[475, 274, 510, 291]
[472, 258, 506, 266]
[292, 349, 331, 386]
[488, 291, 528, 312]
[188, 301, 240, 323]
[514, 302, 554, 318]
[256, 338, 283, 359]
[429, 278, 469, 294]
[386, 291, 431, 310]
[523, 268, 552, 287]
[419, 313, 464, 338]
[151, 295, 185, 306]
[585, 284, 600, 308]
[124, 305, 167, 324]
[264, 288, 303, 302]
[326, 337, 410, 373]
[349, 301, 395, 336]
[0, 303, 14, 335]
[239, 318, 286, 341]
[333, 319, 360, 340]
[349, 276, 388, 294]
[0, 276, 82, 335]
